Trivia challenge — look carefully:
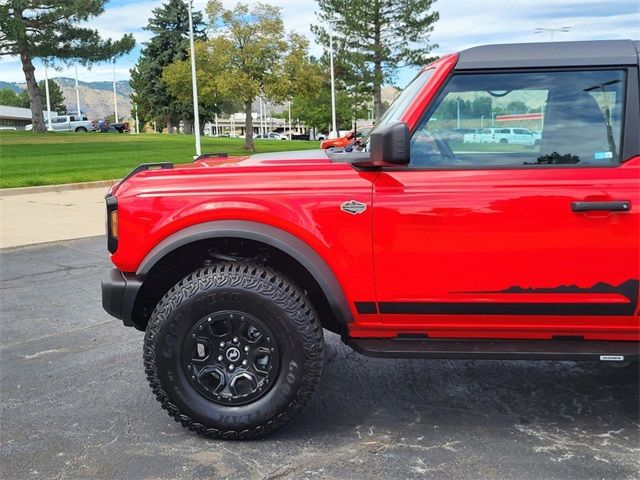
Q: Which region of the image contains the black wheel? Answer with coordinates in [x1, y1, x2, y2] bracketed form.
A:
[143, 262, 324, 439]
[499, 138, 508, 144]
[75, 126, 87, 132]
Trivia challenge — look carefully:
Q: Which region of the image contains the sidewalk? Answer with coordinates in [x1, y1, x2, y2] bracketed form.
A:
[0, 185, 114, 249]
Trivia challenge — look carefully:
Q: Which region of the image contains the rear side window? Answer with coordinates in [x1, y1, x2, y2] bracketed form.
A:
[410, 70, 626, 168]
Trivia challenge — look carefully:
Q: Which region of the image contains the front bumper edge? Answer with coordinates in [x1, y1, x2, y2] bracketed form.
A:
[101, 269, 144, 327]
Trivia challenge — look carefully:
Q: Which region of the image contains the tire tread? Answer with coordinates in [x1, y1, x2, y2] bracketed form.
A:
[143, 262, 324, 440]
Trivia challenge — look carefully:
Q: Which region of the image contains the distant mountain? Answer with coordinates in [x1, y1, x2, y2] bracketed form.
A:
[54, 77, 133, 97]
[382, 86, 400, 105]
[0, 77, 132, 120]
[0, 81, 22, 93]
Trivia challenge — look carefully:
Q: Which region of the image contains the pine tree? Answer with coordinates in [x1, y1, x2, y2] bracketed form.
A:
[130, 0, 205, 133]
[0, 1, 134, 131]
[19, 80, 67, 115]
[313, 0, 439, 120]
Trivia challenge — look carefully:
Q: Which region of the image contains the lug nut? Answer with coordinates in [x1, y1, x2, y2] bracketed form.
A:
[244, 346, 250, 352]
[233, 337, 239, 343]
[217, 355, 223, 362]
[219, 342, 225, 348]
[229, 364, 235, 371]
[242, 360, 247, 366]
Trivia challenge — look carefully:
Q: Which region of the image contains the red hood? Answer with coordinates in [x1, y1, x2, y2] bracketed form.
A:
[110, 149, 335, 197]
[187, 149, 330, 168]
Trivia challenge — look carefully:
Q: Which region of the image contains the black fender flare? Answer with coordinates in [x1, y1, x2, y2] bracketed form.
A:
[137, 220, 353, 324]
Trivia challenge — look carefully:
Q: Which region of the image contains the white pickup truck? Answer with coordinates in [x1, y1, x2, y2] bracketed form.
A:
[463, 127, 541, 146]
[26, 115, 96, 132]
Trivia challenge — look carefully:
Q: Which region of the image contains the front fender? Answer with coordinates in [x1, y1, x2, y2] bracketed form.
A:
[136, 220, 353, 325]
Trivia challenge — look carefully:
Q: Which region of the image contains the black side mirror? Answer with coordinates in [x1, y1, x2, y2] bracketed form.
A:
[369, 122, 410, 165]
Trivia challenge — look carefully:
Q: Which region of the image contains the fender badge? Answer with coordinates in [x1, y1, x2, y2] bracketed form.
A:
[341, 200, 367, 215]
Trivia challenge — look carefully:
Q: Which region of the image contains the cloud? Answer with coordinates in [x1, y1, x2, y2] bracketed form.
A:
[1, 0, 638, 87]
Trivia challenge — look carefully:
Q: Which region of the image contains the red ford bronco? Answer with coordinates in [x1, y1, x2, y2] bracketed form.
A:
[102, 40, 640, 439]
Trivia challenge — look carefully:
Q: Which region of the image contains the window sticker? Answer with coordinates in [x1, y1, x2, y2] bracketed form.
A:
[594, 151, 613, 160]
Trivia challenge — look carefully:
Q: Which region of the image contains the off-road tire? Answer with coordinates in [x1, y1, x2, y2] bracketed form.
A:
[143, 262, 324, 439]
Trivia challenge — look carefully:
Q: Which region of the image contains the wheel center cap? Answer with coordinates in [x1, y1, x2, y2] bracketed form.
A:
[226, 347, 240, 362]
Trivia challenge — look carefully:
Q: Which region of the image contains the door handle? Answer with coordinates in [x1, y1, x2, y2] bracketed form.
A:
[571, 200, 631, 212]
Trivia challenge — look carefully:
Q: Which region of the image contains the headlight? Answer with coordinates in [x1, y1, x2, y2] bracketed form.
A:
[105, 194, 118, 253]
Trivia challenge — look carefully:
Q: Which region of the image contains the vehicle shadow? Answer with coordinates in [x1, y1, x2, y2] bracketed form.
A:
[281, 332, 639, 440]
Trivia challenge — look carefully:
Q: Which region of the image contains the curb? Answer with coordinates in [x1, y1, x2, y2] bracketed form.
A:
[0, 179, 120, 197]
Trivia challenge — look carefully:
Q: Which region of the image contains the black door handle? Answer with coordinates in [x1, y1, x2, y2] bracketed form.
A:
[571, 200, 631, 212]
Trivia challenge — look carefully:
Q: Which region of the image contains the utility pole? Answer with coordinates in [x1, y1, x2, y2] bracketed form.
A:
[74, 64, 81, 118]
[328, 18, 338, 139]
[134, 102, 140, 134]
[288, 99, 292, 140]
[43, 59, 53, 131]
[186, 0, 201, 156]
[112, 60, 119, 123]
[534, 26, 571, 41]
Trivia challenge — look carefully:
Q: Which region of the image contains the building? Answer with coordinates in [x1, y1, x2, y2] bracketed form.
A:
[0, 105, 58, 130]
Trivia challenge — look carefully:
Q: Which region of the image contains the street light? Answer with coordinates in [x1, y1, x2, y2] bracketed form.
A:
[186, 0, 201, 156]
[328, 18, 339, 139]
[534, 26, 571, 41]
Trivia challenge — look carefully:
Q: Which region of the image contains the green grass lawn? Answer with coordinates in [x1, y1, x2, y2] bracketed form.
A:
[0, 131, 320, 188]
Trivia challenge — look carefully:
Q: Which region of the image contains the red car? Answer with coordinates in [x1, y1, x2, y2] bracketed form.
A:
[102, 40, 639, 439]
[320, 129, 369, 149]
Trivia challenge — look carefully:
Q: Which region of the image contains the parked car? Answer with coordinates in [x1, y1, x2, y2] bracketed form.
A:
[95, 119, 130, 133]
[463, 127, 539, 145]
[26, 115, 96, 132]
[321, 128, 370, 149]
[255, 132, 286, 140]
[291, 133, 310, 141]
[102, 39, 639, 440]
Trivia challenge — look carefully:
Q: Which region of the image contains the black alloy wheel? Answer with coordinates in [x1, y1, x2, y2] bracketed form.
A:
[183, 311, 280, 406]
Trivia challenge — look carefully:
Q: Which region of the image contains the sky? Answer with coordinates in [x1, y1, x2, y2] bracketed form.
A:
[0, 0, 638, 89]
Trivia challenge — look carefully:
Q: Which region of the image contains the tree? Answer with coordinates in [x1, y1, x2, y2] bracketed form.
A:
[0, 1, 134, 132]
[130, 0, 205, 134]
[161, 41, 236, 131]
[0, 88, 21, 107]
[313, 0, 439, 120]
[291, 87, 354, 133]
[18, 80, 66, 114]
[174, 1, 322, 150]
[506, 100, 528, 115]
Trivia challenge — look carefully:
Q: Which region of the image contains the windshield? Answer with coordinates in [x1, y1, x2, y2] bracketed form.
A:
[325, 67, 435, 162]
[375, 68, 436, 130]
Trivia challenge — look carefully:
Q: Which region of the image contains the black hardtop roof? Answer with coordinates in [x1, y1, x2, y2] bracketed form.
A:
[456, 40, 639, 70]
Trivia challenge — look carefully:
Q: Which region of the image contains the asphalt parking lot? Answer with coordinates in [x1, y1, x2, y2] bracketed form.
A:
[1, 237, 639, 480]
